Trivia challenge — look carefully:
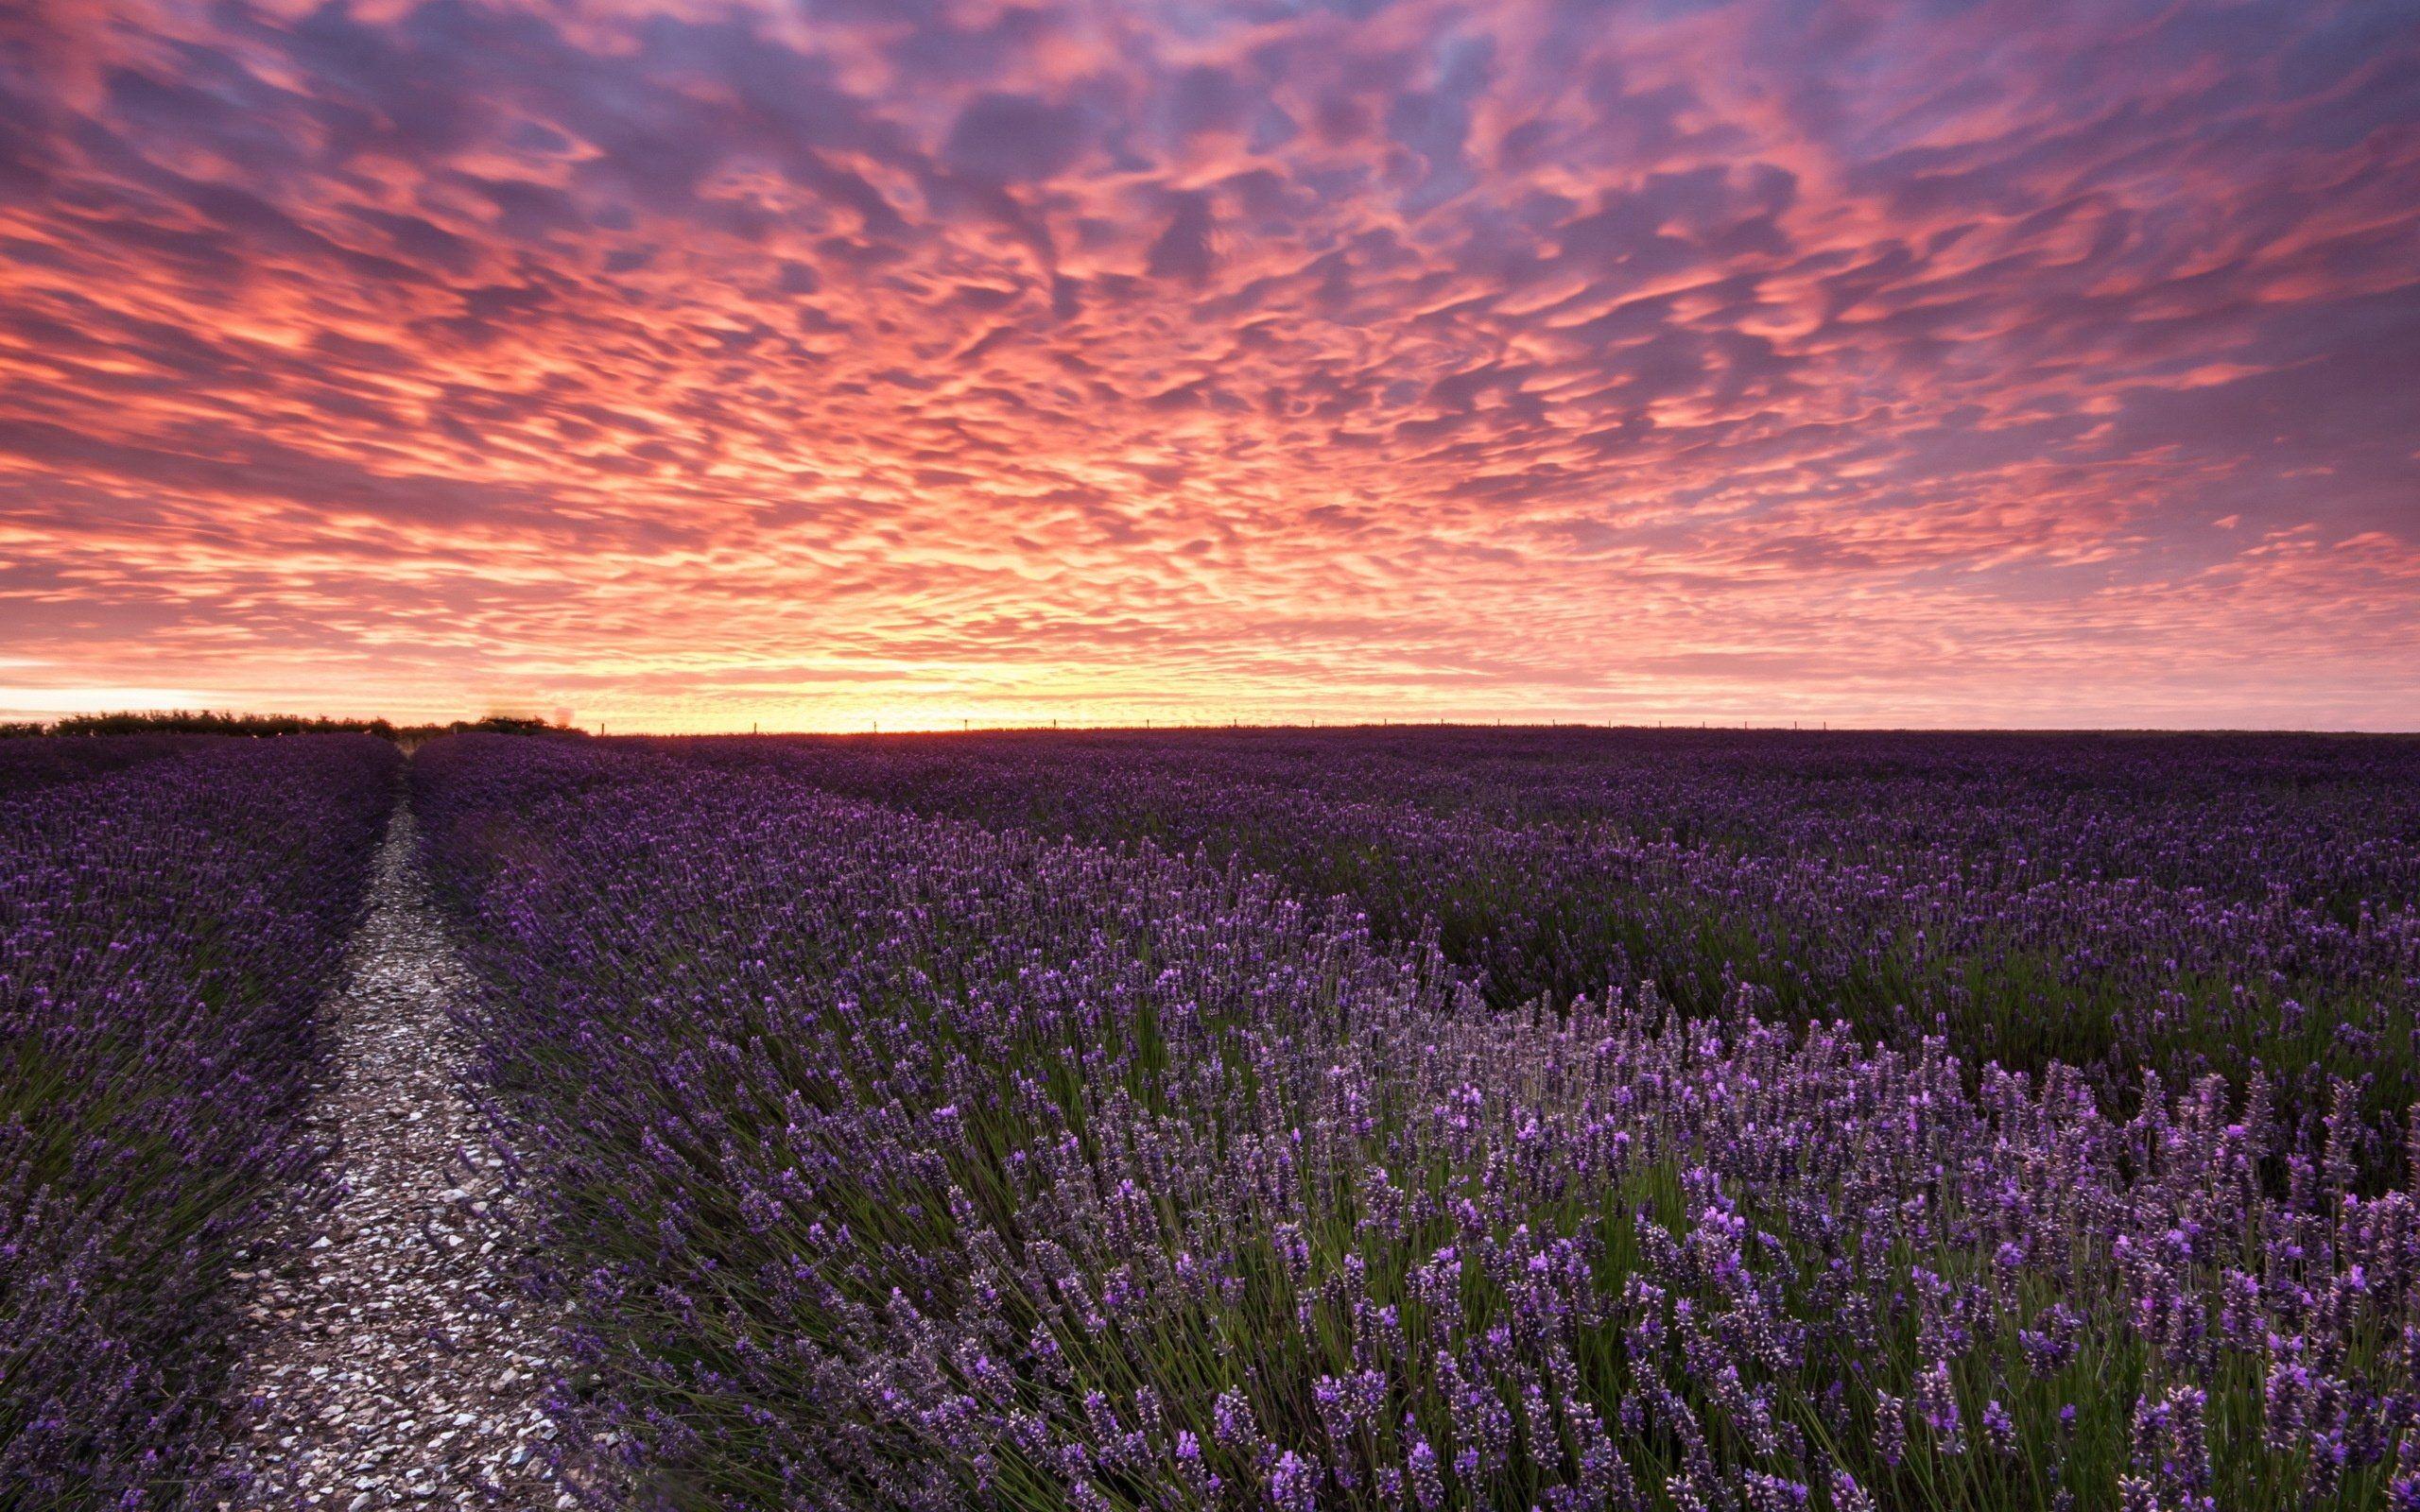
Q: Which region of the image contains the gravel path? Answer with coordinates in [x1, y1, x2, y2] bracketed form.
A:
[215, 798, 590, 1510]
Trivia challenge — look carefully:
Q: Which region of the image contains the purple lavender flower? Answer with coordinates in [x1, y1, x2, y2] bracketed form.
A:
[402, 730, 2420, 1511]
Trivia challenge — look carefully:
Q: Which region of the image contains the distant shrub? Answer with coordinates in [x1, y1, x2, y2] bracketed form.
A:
[10, 709, 581, 740]
[44, 709, 400, 738]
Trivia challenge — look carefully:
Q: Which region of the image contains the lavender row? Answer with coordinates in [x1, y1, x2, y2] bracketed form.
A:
[658, 730, 2420, 1132]
[0, 734, 399, 1507]
[0, 732, 209, 798]
[421, 732, 2420, 1510]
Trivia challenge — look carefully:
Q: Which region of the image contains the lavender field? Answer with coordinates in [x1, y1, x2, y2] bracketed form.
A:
[8, 728, 2420, 1509]
[2, 735, 397, 1503]
[417, 729, 2420, 1511]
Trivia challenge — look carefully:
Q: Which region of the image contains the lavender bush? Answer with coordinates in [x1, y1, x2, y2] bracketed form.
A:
[0, 735, 397, 1507]
[423, 733, 2420, 1510]
[0, 732, 204, 798]
[665, 730, 2420, 1135]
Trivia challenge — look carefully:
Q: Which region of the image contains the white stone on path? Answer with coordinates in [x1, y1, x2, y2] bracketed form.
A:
[215, 792, 601, 1509]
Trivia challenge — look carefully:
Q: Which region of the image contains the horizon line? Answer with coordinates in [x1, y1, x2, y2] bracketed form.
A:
[14, 708, 2419, 740]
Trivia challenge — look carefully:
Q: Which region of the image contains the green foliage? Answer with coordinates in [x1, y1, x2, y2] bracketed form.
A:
[8, 709, 580, 740]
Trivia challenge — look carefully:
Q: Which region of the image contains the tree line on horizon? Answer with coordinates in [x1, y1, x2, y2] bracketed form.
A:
[0, 710, 575, 740]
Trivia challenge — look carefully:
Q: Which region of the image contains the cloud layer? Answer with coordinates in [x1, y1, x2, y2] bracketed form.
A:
[3, 0, 2416, 729]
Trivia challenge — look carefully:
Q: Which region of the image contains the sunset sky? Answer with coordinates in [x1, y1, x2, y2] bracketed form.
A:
[3, 0, 2416, 731]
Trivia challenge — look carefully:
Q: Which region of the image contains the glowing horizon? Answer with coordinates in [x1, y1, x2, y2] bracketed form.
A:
[5, 0, 2417, 732]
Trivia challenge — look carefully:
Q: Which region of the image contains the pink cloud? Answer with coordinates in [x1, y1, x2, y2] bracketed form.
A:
[1, 0, 2414, 729]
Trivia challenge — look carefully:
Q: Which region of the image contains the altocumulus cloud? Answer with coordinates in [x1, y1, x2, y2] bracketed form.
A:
[1, 0, 2415, 728]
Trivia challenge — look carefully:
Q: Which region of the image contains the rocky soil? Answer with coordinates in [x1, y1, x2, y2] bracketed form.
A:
[214, 800, 596, 1510]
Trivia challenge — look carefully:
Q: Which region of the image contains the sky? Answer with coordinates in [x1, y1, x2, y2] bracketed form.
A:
[2, 0, 2416, 732]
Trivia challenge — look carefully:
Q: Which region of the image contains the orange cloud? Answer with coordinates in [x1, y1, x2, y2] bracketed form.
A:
[2, 0, 2415, 730]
